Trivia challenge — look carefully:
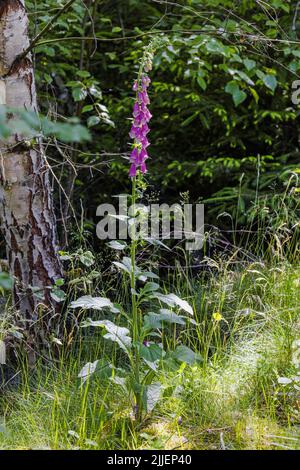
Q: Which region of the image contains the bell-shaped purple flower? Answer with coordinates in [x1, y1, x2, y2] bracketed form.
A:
[142, 75, 151, 89]
[141, 123, 150, 136]
[138, 90, 150, 105]
[140, 161, 147, 174]
[129, 163, 137, 177]
[138, 148, 148, 164]
[130, 147, 139, 163]
[134, 113, 145, 127]
[129, 125, 142, 140]
[141, 137, 150, 148]
[133, 102, 140, 117]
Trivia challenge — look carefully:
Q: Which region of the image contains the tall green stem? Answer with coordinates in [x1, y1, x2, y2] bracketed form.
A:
[130, 176, 141, 419]
[130, 61, 145, 421]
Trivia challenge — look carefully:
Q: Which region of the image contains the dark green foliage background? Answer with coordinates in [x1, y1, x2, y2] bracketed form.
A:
[28, 0, 300, 232]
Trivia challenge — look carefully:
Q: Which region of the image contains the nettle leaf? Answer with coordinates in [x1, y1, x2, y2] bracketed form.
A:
[70, 295, 119, 313]
[152, 292, 193, 315]
[82, 319, 131, 352]
[173, 345, 203, 365]
[225, 81, 247, 107]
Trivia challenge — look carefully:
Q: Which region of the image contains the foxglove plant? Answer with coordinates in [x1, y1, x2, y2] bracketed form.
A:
[71, 37, 201, 425]
[128, 51, 154, 421]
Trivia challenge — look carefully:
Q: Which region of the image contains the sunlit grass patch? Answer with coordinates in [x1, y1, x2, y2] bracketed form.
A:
[1, 263, 300, 449]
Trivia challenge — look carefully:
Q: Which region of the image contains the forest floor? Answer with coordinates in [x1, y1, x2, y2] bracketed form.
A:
[1, 260, 300, 450]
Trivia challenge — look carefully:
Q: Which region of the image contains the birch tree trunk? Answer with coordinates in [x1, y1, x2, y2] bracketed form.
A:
[0, 1, 62, 324]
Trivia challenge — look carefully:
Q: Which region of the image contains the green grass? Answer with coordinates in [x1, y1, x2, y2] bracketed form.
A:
[1, 259, 300, 450]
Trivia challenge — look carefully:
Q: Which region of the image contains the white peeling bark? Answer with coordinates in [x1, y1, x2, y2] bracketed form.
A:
[0, 0, 62, 319]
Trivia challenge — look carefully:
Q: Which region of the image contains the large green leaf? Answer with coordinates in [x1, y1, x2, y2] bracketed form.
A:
[152, 292, 193, 315]
[173, 345, 203, 365]
[144, 309, 186, 328]
[81, 319, 132, 352]
[256, 71, 277, 91]
[70, 295, 119, 313]
[140, 343, 165, 363]
[225, 81, 247, 107]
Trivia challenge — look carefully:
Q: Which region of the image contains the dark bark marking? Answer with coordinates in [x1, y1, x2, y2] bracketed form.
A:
[0, 0, 24, 18]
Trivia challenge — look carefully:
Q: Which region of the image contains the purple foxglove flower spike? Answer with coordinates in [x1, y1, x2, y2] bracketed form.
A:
[129, 73, 152, 177]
